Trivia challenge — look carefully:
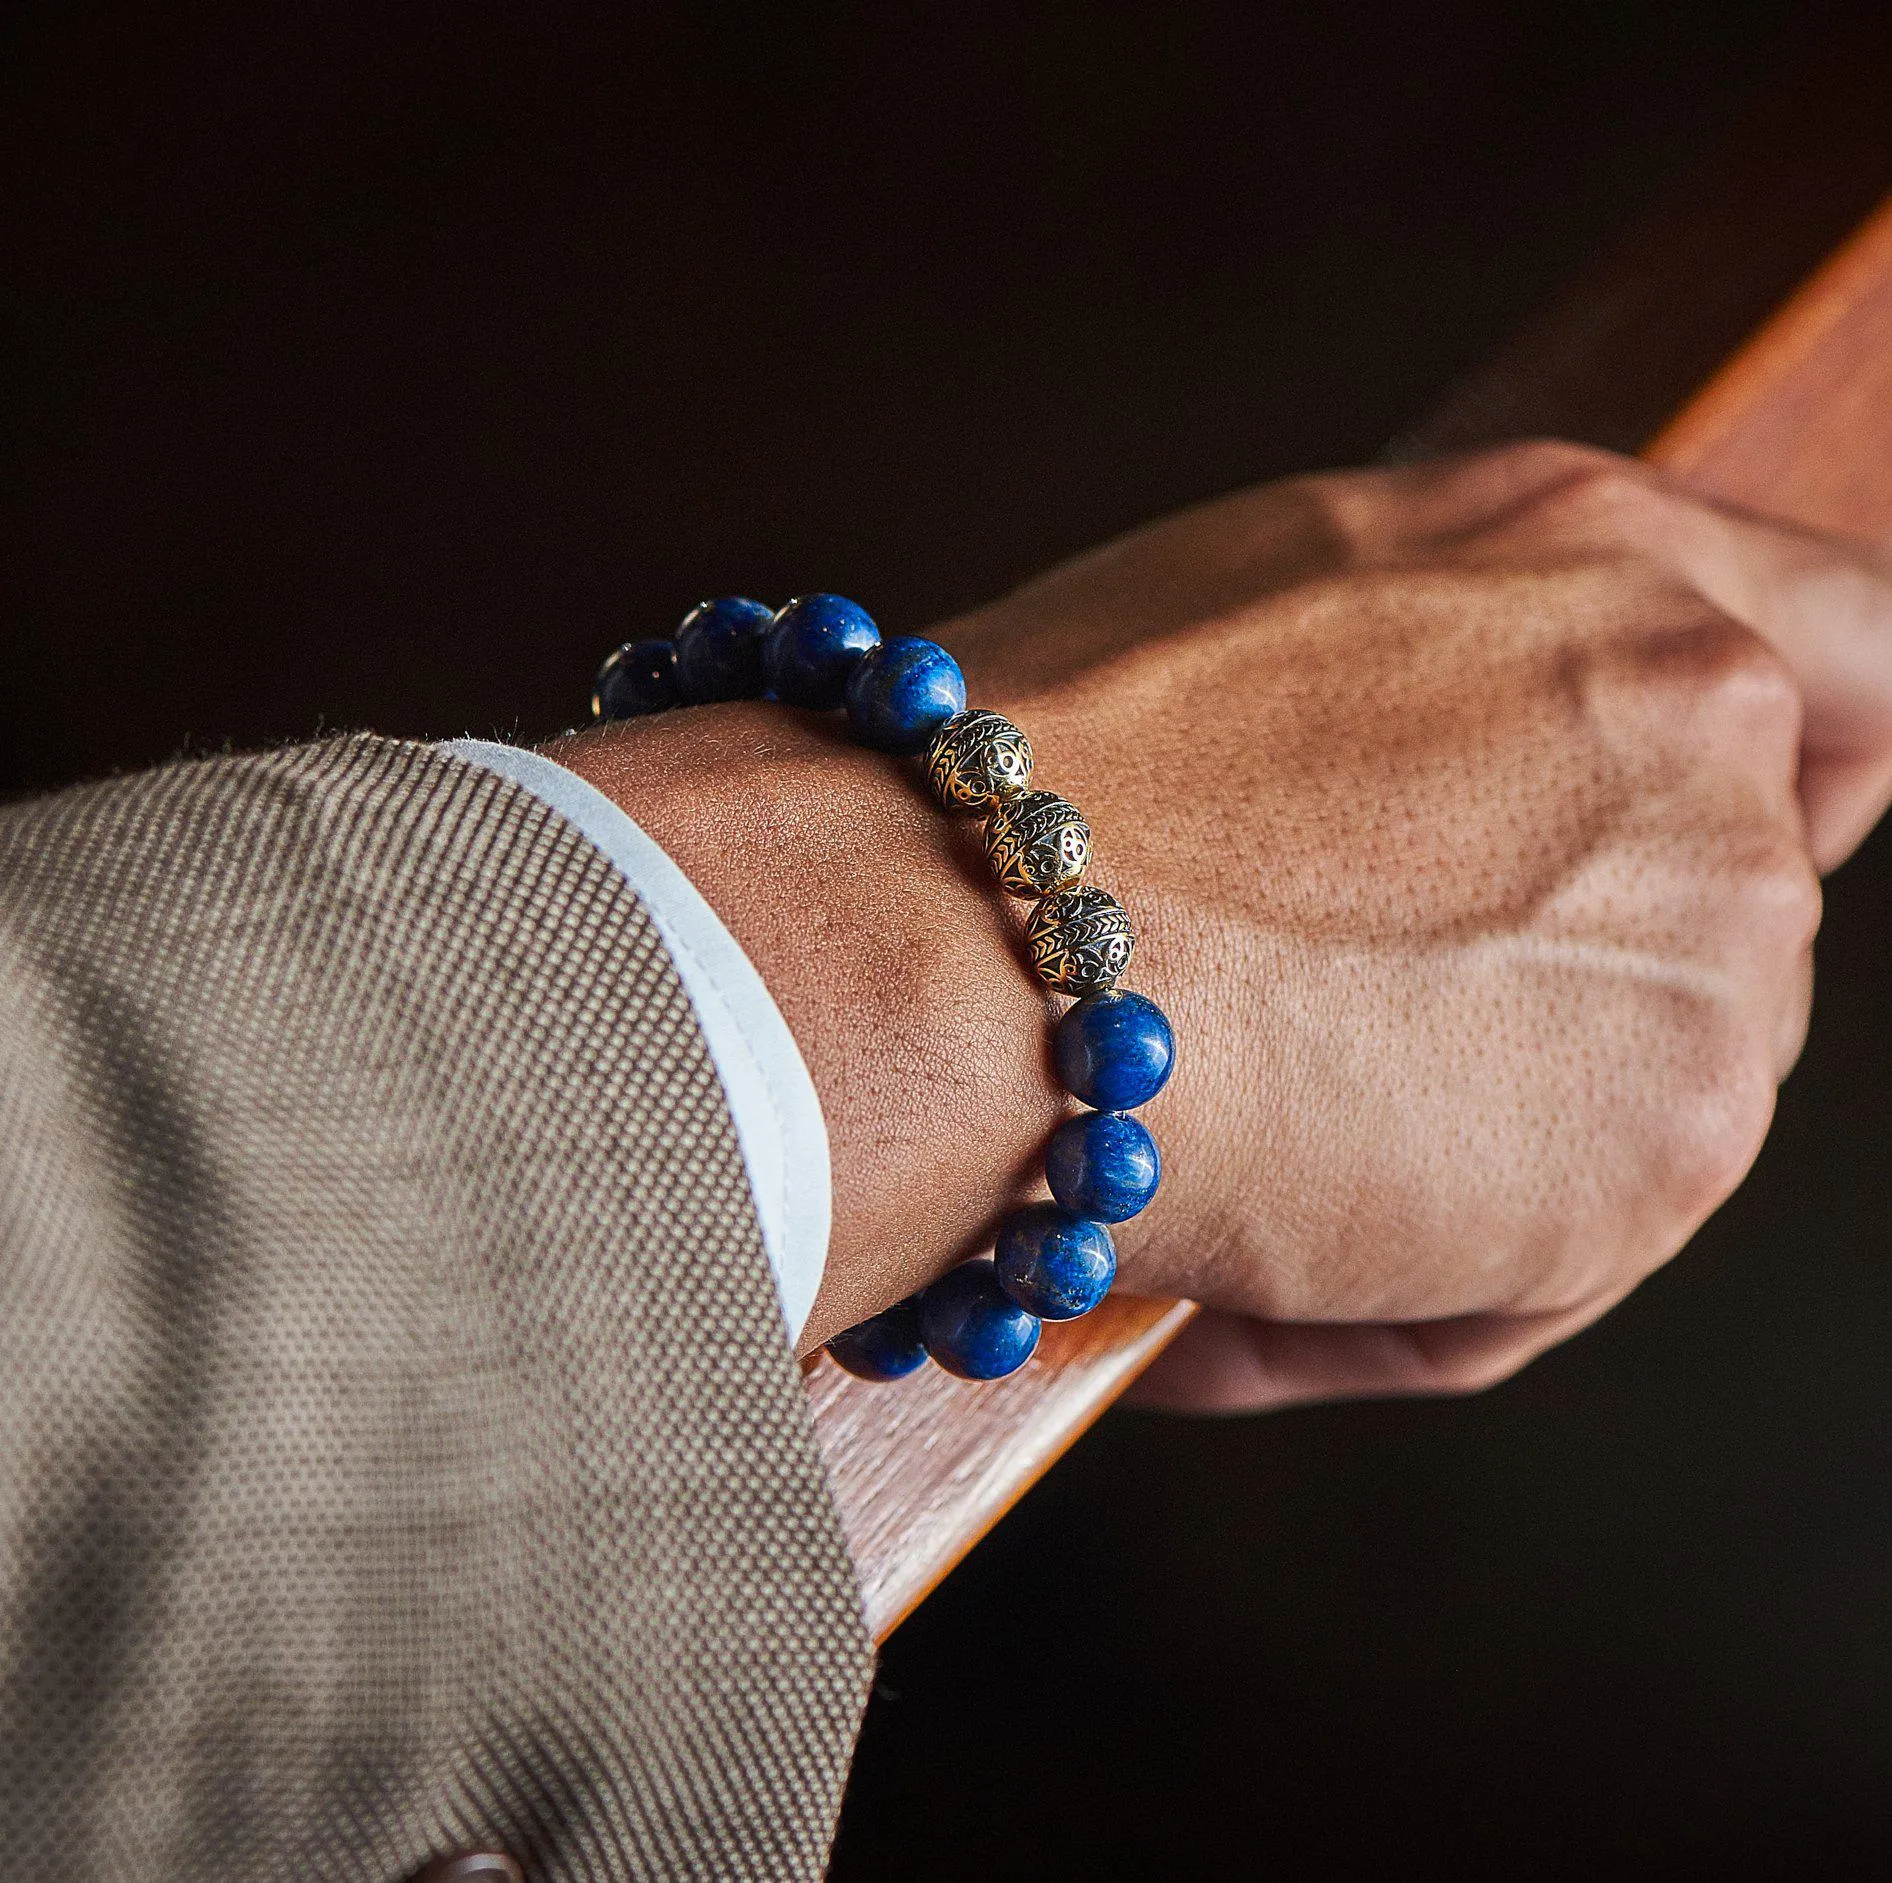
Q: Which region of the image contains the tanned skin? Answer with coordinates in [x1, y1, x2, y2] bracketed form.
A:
[554, 442, 1892, 1411]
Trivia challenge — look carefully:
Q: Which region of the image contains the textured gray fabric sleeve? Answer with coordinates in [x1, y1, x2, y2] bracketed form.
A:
[0, 735, 872, 1881]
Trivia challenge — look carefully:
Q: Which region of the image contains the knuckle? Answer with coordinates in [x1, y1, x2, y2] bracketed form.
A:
[1632, 613, 1804, 758]
[1488, 437, 1621, 489]
[1661, 1043, 1776, 1222]
[1514, 451, 1661, 541]
[1743, 838, 1823, 957]
[1419, 441, 1638, 549]
[1294, 468, 1377, 561]
[1693, 622, 1799, 722]
[1314, 440, 1637, 561]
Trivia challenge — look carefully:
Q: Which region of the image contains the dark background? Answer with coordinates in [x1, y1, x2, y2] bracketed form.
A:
[7, 3, 1891, 1875]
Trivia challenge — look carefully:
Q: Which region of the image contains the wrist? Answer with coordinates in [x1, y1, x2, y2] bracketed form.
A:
[967, 662, 1244, 1310]
[548, 704, 1061, 1351]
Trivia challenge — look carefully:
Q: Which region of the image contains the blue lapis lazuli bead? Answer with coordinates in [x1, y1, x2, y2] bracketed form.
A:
[827, 1296, 929, 1381]
[994, 1203, 1116, 1320]
[919, 1259, 1042, 1380]
[593, 638, 682, 719]
[765, 593, 882, 710]
[1045, 1110, 1161, 1222]
[675, 596, 776, 703]
[1053, 989, 1175, 1111]
[844, 635, 967, 755]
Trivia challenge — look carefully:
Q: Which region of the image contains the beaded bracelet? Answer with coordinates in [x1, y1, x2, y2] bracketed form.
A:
[591, 594, 1174, 1382]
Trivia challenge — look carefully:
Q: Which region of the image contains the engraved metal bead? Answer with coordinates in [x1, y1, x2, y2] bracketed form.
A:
[924, 708, 1035, 814]
[983, 789, 1091, 898]
[1026, 884, 1135, 995]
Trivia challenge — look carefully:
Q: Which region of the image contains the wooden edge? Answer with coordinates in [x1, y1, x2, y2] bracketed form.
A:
[811, 183, 1892, 1649]
[1648, 192, 1892, 479]
[808, 1296, 1195, 1640]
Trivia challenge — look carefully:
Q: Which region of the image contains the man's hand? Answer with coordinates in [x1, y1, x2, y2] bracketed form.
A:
[948, 441, 1892, 1409]
[559, 441, 1892, 1404]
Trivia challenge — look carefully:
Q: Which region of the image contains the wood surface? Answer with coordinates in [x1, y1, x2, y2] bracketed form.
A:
[811, 186, 1892, 1645]
[1648, 192, 1892, 537]
[805, 1295, 1197, 1637]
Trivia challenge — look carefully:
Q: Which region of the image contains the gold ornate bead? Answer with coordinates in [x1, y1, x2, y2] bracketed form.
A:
[924, 708, 1034, 814]
[983, 790, 1091, 898]
[1026, 885, 1135, 995]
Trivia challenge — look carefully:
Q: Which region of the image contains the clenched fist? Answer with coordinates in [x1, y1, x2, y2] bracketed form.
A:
[948, 441, 1892, 1408]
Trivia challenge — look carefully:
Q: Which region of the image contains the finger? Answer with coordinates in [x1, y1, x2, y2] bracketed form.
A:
[1126, 1300, 1608, 1415]
[1622, 486, 1892, 870]
[1793, 735, 1892, 872]
[1311, 439, 1626, 557]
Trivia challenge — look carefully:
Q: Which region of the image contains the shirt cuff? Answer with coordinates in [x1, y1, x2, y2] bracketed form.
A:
[444, 738, 831, 1345]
